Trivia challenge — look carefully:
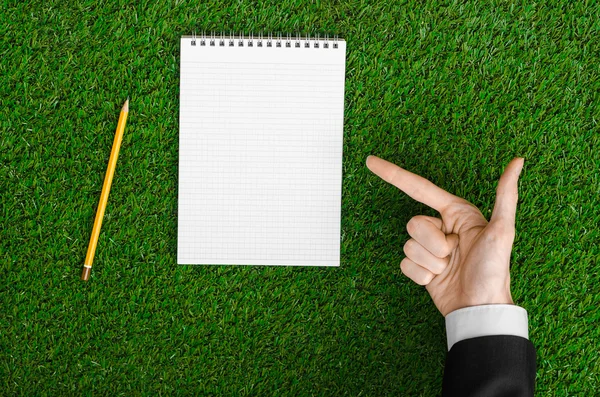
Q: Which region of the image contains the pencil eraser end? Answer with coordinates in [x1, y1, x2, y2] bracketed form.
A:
[81, 267, 91, 281]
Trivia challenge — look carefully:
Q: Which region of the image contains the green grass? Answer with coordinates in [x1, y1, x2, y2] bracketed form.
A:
[1, 0, 599, 395]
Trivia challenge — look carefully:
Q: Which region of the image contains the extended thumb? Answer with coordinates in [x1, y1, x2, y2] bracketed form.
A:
[490, 158, 524, 225]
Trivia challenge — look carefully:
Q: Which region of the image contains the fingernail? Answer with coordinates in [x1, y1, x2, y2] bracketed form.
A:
[516, 158, 525, 176]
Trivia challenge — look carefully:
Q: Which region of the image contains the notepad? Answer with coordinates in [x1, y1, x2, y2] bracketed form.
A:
[178, 35, 346, 266]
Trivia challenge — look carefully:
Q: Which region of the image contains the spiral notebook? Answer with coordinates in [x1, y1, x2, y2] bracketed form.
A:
[178, 35, 346, 266]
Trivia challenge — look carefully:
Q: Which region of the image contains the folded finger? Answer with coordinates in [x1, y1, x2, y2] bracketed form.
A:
[403, 238, 450, 275]
[406, 215, 458, 258]
[400, 258, 436, 286]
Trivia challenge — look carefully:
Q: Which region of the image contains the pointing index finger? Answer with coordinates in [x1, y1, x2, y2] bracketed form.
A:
[366, 155, 461, 212]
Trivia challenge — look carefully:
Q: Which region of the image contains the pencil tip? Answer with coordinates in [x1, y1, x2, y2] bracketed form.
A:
[123, 98, 129, 113]
[81, 266, 91, 281]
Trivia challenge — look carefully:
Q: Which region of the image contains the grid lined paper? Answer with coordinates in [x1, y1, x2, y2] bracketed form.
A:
[178, 36, 346, 266]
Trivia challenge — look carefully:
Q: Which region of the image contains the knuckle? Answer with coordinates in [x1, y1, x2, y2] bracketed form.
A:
[403, 239, 416, 255]
[400, 258, 411, 273]
[430, 260, 446, 275]
[400, 258, 435, 286]
[434, 244, 451, 258]
[416, 272, 434, 286]
[406, 216, 424, 235]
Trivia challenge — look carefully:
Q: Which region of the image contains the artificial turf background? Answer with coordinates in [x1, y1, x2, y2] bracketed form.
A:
[1, 0, 599, 395]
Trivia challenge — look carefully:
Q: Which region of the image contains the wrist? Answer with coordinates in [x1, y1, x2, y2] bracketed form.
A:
[436, 295, 514, 317]
[466, 294, 514, 309]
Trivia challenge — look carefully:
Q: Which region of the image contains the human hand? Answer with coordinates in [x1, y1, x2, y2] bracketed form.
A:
[366, 156, 524, 317]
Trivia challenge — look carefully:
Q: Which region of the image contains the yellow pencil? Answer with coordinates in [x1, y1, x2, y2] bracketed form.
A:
[81, 99, 129, 281]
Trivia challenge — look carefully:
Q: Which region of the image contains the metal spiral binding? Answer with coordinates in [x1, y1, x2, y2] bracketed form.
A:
[191, 33, 340, 49]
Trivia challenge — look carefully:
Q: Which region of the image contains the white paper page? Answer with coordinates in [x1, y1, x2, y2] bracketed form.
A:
[178, 36, 346, 266]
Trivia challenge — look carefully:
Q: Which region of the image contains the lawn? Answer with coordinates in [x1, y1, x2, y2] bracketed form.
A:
[1, 0, 599, 395]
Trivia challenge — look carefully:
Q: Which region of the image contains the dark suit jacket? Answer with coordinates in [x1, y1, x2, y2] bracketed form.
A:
[442, 335, 536, 396]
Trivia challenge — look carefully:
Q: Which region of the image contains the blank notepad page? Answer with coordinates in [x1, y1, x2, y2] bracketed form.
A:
[178, 36, 346, 266]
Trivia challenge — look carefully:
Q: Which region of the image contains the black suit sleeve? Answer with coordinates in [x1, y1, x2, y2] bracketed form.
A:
[442, 335, 536, 397]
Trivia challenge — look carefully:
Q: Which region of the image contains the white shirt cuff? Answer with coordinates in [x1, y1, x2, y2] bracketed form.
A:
[445, 304, 529, 351]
